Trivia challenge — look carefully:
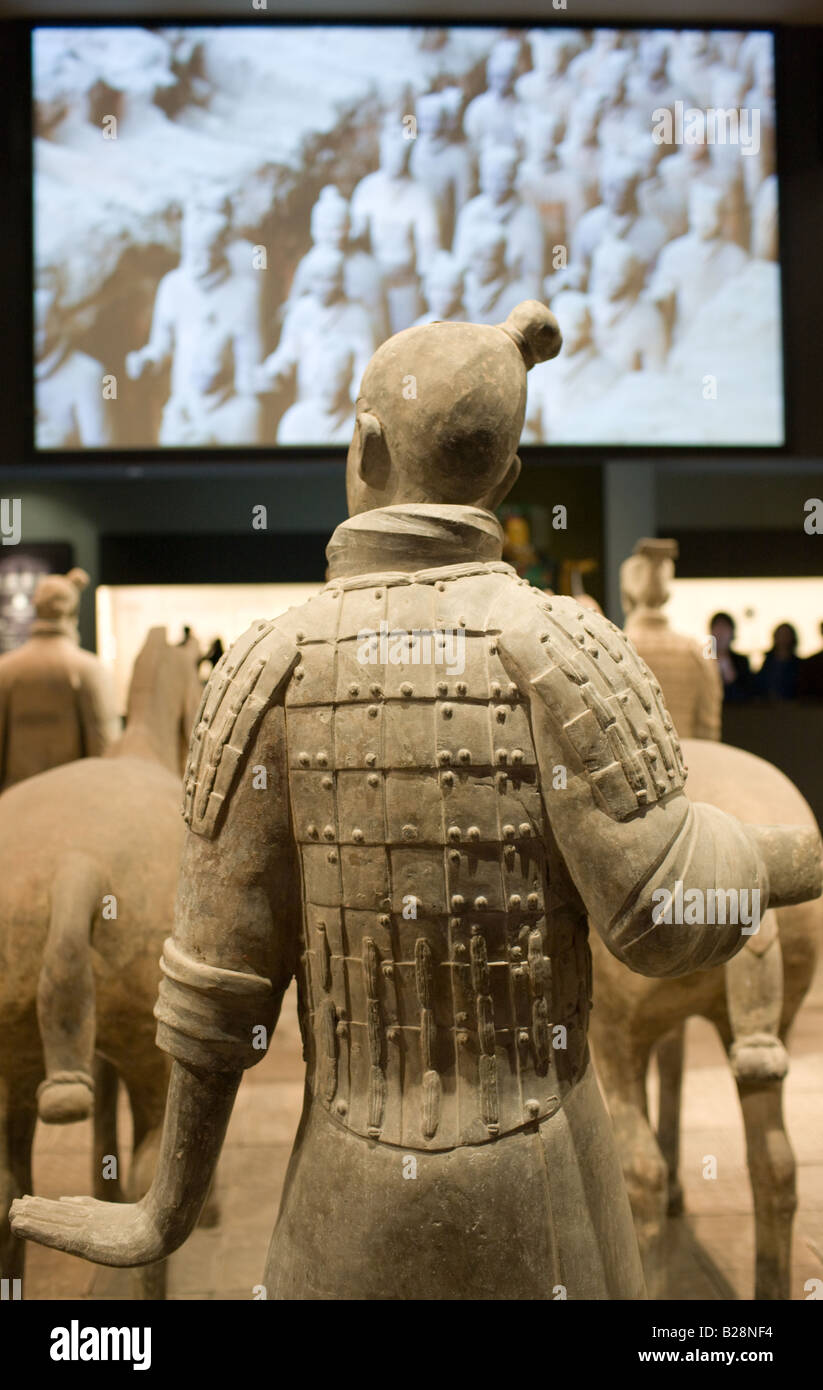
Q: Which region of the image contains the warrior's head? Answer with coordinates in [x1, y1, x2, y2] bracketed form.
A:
[33, 567, 89, 633]
[346, 299, 562, 516]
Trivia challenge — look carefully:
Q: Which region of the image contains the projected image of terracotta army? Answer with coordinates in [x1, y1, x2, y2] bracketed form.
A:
[515, 29, 581, 125]
[34, 266, 112, 449]
[289, 185, 387, 344]
[350, 123, 440, 336]
[410, 90, 473, 254]
[649, 184, 748, 345]
[125, 197, 262, 445]
[462, 222, 539, 324]
[256, 247, 374, 415]
[570, 158, 668, 291]
[517, 113, 573, 267]
[463, 36, 523, 149]
[589, 238, 667, 374]
[276, 343, 356, 446]
[524, 290, 617, 443]
[454, 143, 544, 285]
[411, 252, 466, 327]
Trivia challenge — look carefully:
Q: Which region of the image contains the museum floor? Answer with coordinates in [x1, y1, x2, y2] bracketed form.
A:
[24, 956, 823, 1302]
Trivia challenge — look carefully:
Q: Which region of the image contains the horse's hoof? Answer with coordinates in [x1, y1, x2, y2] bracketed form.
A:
[36, 1075, 94, 1124]
[730, 1034, 789, 1083]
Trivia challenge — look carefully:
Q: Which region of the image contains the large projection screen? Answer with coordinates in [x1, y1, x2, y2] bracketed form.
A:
[32, 24, 783, 451]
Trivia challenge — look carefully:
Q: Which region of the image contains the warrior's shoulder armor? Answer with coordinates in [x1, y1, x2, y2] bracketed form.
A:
[182, 611, 304, 838]
[496, 589, 687, 819]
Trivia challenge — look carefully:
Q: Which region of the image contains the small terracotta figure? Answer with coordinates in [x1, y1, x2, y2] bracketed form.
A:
[11, 303, 821, 1301]
[0, 568, 120, 791]
[620, 539, 722, 741]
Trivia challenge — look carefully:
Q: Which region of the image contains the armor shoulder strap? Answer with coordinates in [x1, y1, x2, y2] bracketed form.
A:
[497, 591, 687, 821]
[183, 618, 299, 839]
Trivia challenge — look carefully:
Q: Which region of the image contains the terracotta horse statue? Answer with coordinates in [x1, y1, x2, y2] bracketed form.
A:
[0, 627, 202, 1298]
[590, 737, 822, 1299]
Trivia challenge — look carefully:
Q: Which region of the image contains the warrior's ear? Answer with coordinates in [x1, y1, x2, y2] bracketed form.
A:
[352, 410, 391, 491]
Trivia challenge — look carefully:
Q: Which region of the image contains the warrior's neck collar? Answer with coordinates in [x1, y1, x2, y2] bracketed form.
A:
[326, 504, 504, 578]
[30, 617, 78, 639]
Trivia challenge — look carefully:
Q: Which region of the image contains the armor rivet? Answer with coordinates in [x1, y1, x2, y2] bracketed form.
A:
[527, 893, 540, 910]
[449, 850, 460, 864]
[307, 824, 319, 839]
[544, 601, 553, 611]
[589, 646, 599, 658]
[442, 704, 453, 718]
[442, 771, 455, 787]
[456, 681, 467, 695]
[510, 946, 523, 959]
[490, 682, 502, 698]
[438, 750, 452, 765]
[518, 823, 531, 837]
[507, 683, 518, 700]
[539, 632, 550, 644]
[317, 751, 328, 766]
[457, 1031, 469, 1046]
[458, 616, 466, 628]
[336, 1098, 348, 1114]
[525, 1099, 540, 1118]
[387, 1027, 399, 1042]
[575, 633, 585, 645]
[503, 824, 516, 840]
[336, 1022, 348, 1038]
[331, 591, 341, 599]
[367, 773, 379, 787]
[447, 825, 462, 842]
[295, 668, 304, 680]
[511, 749, 524, 765]
[327, 850, 338, 863]
[352, 828, 364, 844]
[437, 582, 446, 592]
[379, 914, 391, 927]
[496, 706, 507, 722]
[488, 640, 498, 654]
[470, 923, 482, 936]
[474, 896, 488, 911]
[400, 682, 413, 697]
[370, 684, 382, 697]
[457, 748, 471, 764]
[436, 681, 448, 696]
[374, 590, 383, 600]
[298, 751, 310, 767]
[496, 749, 508, 764]
[451, 895, 465, 911]
[296, 631, 304, 643]
[467, 826, 480, 841]
[382, 963, 394, 978]
[349, 683, 359, 696]
[509, 894, 522, 910]
[519, 1029, 530, 1044]
[513, 967, 525, 979]
[454, 942, 466, 955]
[401, 824, 418, 840]
[323, 825, 335, 840]
[366, 752, 377, 766]
[368, 705, 380, 719]
[322, 776, 333, 790]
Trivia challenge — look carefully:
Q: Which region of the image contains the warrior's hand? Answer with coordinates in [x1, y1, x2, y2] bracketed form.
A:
[9, 1194, 167, 1268]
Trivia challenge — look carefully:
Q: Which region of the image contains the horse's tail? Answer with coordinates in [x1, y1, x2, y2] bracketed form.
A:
[36, 852, 105, 1124]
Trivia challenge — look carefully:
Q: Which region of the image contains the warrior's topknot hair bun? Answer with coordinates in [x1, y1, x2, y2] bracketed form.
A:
[67, 568, 90, 592]
[496, 300, 562, 371]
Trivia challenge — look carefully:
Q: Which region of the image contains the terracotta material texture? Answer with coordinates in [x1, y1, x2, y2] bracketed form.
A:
[0, 629, 201, 1298]
[11, 304, 822, 1300]
[0, 568, 120, 790]
[620, 537, 722, 740]
[590, 738, 823, 1299]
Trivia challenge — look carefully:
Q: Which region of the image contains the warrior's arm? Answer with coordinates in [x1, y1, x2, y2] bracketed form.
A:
[11, 670, 300, 1265]
[77, 660, 121, 755]
[692, 649, 723, 741]
[499, 598, 822, 979]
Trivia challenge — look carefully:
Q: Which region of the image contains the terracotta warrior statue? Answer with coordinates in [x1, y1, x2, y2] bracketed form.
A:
[11, 302, 821, 1300]
[0, 568, 119, 791]
[620, 539, 722, 742]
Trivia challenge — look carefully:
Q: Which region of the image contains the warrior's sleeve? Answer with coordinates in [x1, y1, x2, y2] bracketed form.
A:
[75, 656, 121, 756]
[154, 620, 302, 1073]
[497, 591, 821, 978]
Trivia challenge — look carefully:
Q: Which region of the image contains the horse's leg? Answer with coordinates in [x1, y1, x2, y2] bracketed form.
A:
[726, 909, 788, 1083]
[594, 1034, 669, 1296]
[92, 1056, 123, 1203]
[36, 854, 102, 1124]
[0, 1078, 37, 1286]
[655, 1024, 686, 1217]
[735, 1074, 796, 1300]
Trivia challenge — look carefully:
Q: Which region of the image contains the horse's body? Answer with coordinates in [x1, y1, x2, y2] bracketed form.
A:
[590, 737, 821, 1299]
[0, 630, 200, 1298]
